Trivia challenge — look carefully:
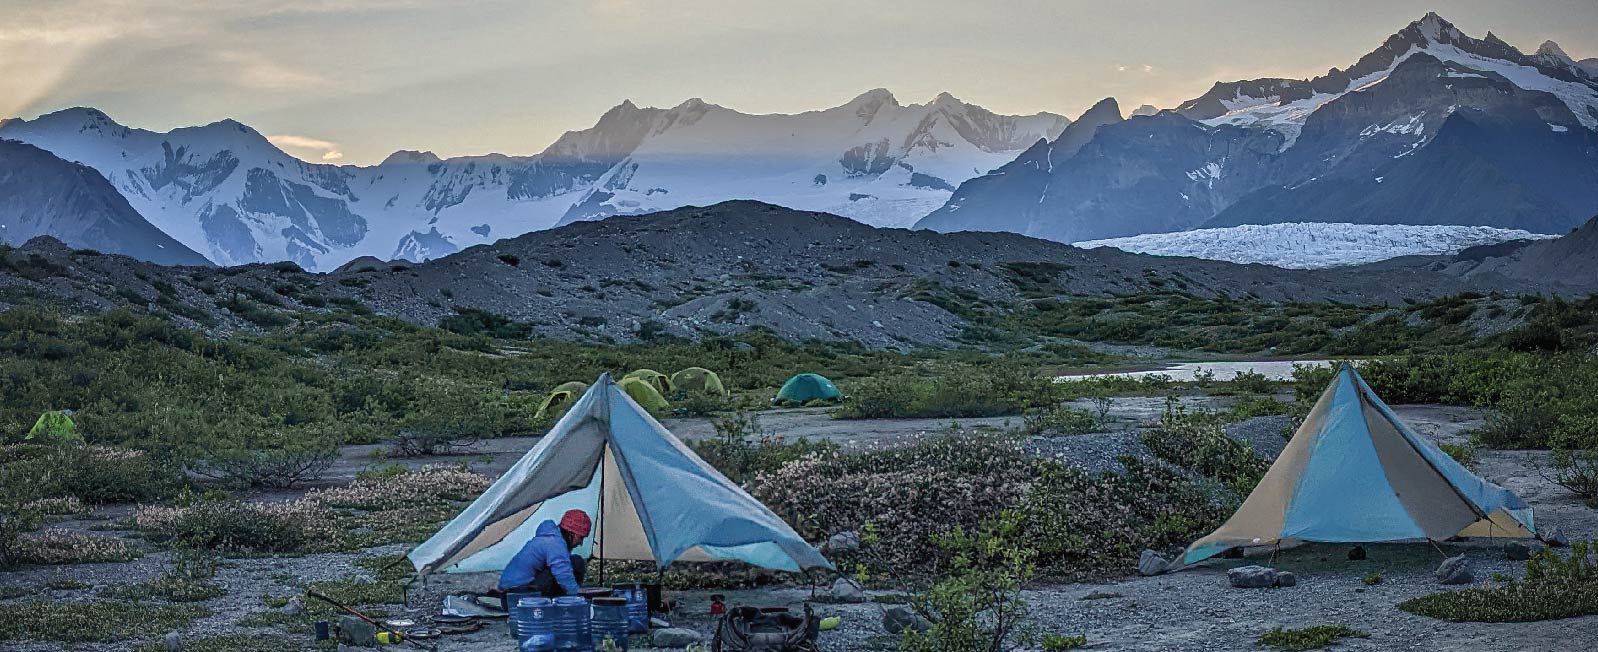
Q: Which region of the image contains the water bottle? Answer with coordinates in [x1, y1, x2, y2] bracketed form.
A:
[590, 597, 630, 651]
[552, 596, 592, 652]
[612, 583, 649, 634]
[517, 596, 556, 651]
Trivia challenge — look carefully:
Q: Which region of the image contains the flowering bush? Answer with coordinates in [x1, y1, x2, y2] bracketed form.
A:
[0, 445, 179, 505]
[17, 529, 142, 565]
[749, 432, 1035, 574]
[308, 464, 490, 511]
[134, 499, 338, 553]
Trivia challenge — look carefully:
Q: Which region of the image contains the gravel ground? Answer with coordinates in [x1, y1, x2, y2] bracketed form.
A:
[2, 403, 1592, 651]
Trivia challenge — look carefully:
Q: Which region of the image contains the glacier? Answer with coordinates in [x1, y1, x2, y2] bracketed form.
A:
[1075, 223, 1556, 269]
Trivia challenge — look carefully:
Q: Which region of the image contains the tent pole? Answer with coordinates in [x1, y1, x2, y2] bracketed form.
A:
[598, 445, 607, 585]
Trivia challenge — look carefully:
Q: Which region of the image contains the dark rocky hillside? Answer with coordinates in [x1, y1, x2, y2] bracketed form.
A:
[0, 140, 211, 266]
[2, 202, 1584, 348]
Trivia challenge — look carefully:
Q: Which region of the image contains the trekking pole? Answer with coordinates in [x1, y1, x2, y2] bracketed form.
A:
[306, 590, 436, 651]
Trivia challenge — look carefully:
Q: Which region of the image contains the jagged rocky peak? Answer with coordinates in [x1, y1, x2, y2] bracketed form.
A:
[1536, 40, 1575, 64]
[1131, 104, 1160, 117]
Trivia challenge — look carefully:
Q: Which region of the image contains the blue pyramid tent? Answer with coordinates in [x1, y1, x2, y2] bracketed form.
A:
[409, 373, 832, 575]
[1179, 364, 1535, 566]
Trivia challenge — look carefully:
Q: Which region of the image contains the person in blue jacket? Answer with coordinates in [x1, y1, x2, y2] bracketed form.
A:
[498, 509, 592, 597]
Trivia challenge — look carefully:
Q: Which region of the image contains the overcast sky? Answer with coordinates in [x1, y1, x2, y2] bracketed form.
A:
[5, 0, 1594, 165]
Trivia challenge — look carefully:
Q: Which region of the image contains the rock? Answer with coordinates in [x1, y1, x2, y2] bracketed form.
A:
[650, 628, 704, 648]
[883, 606, 933, 635]
[1547, 526, 1570, 548]
[163, 632, 181, 652]
[279, 597, 305, 615]
[1276, 571, 1298, 587]
[1436, 554, 1474, 585]
[1227, 565, 1279, 588]
[1138, 549, 1170, 576]
[1347, 545, 1367, 561]
[337, 615, 377, 647]
[1505, 541, 1540, 560]
[824, 531, 861, 555]
[829, 577, 867, 603]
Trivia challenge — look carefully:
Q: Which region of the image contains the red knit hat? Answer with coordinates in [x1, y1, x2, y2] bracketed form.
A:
[559, 509, 592, 539]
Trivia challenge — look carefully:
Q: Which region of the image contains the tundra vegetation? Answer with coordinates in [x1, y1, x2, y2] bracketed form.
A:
[0, 289, 1596, 649]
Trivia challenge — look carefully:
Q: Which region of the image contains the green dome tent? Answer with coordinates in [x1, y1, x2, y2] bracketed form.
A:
[534, 381, 590, 421]
[26, 410, 80, 444]
[623, 369, 673, 396]
[774, 373, 841, 405]
[671, 367, 728, 396]
[618, 377, 671, 414]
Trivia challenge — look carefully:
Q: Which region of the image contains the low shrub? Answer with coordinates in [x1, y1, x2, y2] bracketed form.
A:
[307, 464, 489, 511]
[188, 442, 338, 489]
[1141, 408, 1267, 495]
[833, 369, 1055, 420]
[1022, 405, 1099, 435]
[1440, 442, 1478, 468]
[133, 500, 335, 553]
[690, 412, 836, 484]
[1550, 449, 1598, 508]
[17, 529, 142, 565]
[304, 579, 405, 615]
[1257, 625, 1368, 650]
[900, 513, 1034, 652]
[0, 508, 40, 569]
[1019, 457, 1228, 578]
[749, 432, 1034, 574]
[1400, 542, 1598, 622]
[100, 549, 226, 602]
[0, 445, 180, 505]
[0, 601, 208, 642]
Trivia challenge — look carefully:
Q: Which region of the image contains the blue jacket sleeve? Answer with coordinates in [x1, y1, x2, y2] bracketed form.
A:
[544, 542, 581, 594]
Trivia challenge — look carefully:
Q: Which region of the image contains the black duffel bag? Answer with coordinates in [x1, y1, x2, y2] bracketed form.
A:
[712, 604, 820, 652]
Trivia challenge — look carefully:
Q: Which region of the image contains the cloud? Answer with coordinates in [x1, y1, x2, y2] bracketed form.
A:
[268, 134, 344, 161]
[1142, 64, 1155, 73]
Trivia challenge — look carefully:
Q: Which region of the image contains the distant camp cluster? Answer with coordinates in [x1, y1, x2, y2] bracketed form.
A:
[533, 369, 843, 421]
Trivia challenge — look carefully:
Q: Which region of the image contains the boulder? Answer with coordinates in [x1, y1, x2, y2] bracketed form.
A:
[163, 632, 181, 652]
[1547, 526, 1570, 548]
[1227, 565, 1279, 588]
[1436, 554, 1474, 585]
[825, 531, 861, 555]
[650, 628, 704, 648]
[830, 578, 867, 603]
[1505, 541, 1540, 561]
[1347, 545, 1367, 561]
[883, 606, 933, 635]
[279, 598, 305, 615]
[1276, 571, 1298, 587]
[336, 615, 377, 647]
[1138, 549, 1169, 576]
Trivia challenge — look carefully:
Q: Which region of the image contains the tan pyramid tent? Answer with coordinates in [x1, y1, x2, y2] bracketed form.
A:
[1177, 364, 1535, 566]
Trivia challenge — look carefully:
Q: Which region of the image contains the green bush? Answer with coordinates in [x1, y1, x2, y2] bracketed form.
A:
[1141, 408, 1267, 496]
[1550, 449, 1598, 508]
[834, 369, 1054, 420]
[900, 512, 1034, 652]
[133, 500, 332, 553]
[16, 529, 142, 565]
[1022, 405, 1100, 435]
[689, 412, 836, 484]
[1257, 625, 1367, 650]
[1400, 542, 1598, 622]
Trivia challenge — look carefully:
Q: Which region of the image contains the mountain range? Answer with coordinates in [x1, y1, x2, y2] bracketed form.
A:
[1, 13, 1594, 273]
[0, 92, 1064, 270]
[917, 13, 1598, 243]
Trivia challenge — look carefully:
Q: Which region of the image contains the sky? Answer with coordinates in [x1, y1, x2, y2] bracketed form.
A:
[4, 0, 1595, 165]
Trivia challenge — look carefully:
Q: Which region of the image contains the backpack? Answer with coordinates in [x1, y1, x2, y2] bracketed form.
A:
[712, 604, 820, 652]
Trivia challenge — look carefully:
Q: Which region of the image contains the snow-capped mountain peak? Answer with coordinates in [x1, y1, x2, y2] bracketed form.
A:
[3, 90, 1067, 268]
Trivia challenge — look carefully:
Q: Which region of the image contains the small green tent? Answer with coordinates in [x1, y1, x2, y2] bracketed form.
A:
[26, 410, 81, 444]
[623, 369, 673, 396]
[774, 373, 841, 405]
[671, 367, 728, 396]
[618, 377, 671, 413]
[534, 381, 590, 421]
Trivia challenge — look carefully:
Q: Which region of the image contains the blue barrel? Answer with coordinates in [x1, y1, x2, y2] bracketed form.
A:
[506, 591, 537, 637]
[590, 597, 630, 650]
[516, 596, 556, 651]
[552, 596, 592, 652]
[611, 583, 649, 634]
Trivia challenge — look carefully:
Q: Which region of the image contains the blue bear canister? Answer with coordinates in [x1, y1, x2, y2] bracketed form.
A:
[552, 595, 592, 652]
[517, 596, 556, 651]
[611, 583, 649, 634]
[590, 596, 630, 650]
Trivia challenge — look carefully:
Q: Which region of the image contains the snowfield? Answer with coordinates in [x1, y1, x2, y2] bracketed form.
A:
[1075, 223, 1556, 269]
